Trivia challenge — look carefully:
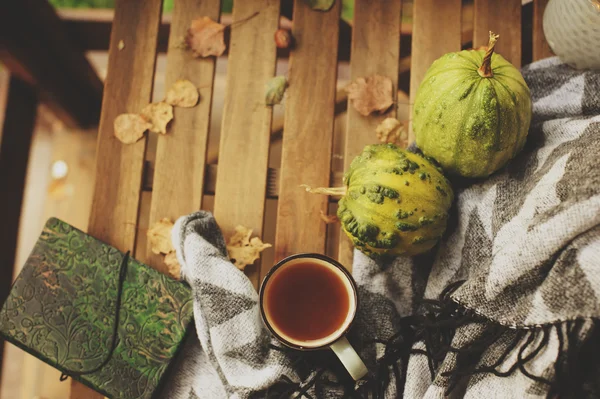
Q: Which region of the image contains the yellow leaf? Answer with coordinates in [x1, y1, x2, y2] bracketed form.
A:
[113, 113, 151, 144]
[147, 218, 175, 255]
[165, 79, 199, 108]
[226, 225, 272, 270]
[140, 102, 174, 135]
[376, 118, 407, 147]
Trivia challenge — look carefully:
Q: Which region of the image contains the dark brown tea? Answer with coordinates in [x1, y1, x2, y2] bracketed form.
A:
[264, 261, 351, 343]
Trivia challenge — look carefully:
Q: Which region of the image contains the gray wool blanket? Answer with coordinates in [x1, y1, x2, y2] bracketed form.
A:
[160, 57, 600, 399]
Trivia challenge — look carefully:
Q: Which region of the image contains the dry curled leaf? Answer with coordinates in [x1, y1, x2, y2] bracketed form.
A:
[165, 79, 199, 108]
[148, 218, 175, 255]
[346, 74, 394, 116]
[376, 118, 407, 146]
[113, 113, 151, 144]
[164, 251, 181, 280]
[265, 76, 287, 105]
[140, 102, 173, 134]
[304, 0, 336, 11]
[226, 225, 272, 270]
[186, 16, 226, 58]
[274, 29, 293, 49]
[319, 210, 339, 224]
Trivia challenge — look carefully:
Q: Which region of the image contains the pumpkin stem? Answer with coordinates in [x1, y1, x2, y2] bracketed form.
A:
[477, 31, 500, 78]
[300, 184, 347, 197]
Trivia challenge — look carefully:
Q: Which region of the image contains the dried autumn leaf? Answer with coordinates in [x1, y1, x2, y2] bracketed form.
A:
[304, 0, 336, 11]
[274, 29, 293, 49]
[319, 210, 339, 224]
[165, 79, 199, 108]
[265, 76, 287, 105]
[140, 102, 173, 134]
[148, 218, 175, 255]
[114, 113, 151, 144]
[376, 118, 407, 146]
[226, 225, 272, 270]
[346, 74, 394, 117]
[164, 251, 181, 280]
[185, 16, 226, 58]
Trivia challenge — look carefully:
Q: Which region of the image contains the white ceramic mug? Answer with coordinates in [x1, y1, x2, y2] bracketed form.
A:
[259, 253, 368, 380]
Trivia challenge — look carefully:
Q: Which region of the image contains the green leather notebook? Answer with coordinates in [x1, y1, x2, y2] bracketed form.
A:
[0, 218, 193, 399]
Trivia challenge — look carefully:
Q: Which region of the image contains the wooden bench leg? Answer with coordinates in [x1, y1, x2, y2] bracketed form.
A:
[0, 73, 38, 391]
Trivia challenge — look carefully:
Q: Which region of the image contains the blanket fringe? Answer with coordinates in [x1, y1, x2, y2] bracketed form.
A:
[263, 281, 599, 398]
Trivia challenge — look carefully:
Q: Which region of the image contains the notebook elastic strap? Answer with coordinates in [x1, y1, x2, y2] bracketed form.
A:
[60, 251, 130, 382]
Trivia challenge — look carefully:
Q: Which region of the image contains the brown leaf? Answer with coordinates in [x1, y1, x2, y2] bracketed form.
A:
[319, 210, 339, 224]
[185, 16, 226, 58]
[376, 118, 407, 147]
[274, 29, 293, 49]
[346, 74, 394, 116]
[164, 251, 181, 280]
[165, 79, 199, 108]
[148, 218, 175, 255]
[140, 102, 173, 135]
[113, 113, 151, 144]
[226, 225, 272, 270]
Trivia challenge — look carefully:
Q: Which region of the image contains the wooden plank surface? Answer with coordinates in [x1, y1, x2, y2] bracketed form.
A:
[533, 0, 553, 61]
[0, 75, 37, 389]
[338, 0, 402, 271]
[409, 0, 461, 142]
[274, 1, 340, 262]
[473, 0, 522, 67]
[71, 0, 163, 397]
[147, 0, 220, 273]
[0, 0, 102, 128]
[213, 0, 280, 289]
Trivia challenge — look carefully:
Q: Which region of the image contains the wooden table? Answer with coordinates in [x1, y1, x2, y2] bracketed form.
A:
[66, 0, 553, 397]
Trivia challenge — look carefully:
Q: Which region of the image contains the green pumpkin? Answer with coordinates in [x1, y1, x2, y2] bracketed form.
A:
[337, 144, 453, 258]
[413, 33, 532, 178]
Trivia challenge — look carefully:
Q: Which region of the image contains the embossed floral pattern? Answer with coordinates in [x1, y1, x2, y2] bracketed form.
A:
[0, 218, 193, 399]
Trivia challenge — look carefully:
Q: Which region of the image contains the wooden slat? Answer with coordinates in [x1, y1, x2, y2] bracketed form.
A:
[409, 0, 461, 142]
[0, 75, 37, 388]
[338, 0, 402, 271]
[274, 1, 340, 262]
[473, 0, 522, 67]
[71, 0, 163, 397]
[213, 0, 280, 289]
[147, 0, 220, 273]
[533, 0, 553, 61]
[0, 0, 102, 128]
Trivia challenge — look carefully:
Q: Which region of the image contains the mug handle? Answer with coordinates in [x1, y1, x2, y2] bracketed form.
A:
[330, 336, 368, 380]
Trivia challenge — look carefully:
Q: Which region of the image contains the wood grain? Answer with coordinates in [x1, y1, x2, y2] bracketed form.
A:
[73, 0, 163, 397]
[338, 0, 402, 271]
[213, 0, 280, 289]
[146, 0, 220, 273]
[409, 0, 461, 142]
[473, 0, 522, 67]
[0, 75, 37, 388]
[274, 0, 340, 262]
[533, 0, 553, 61]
